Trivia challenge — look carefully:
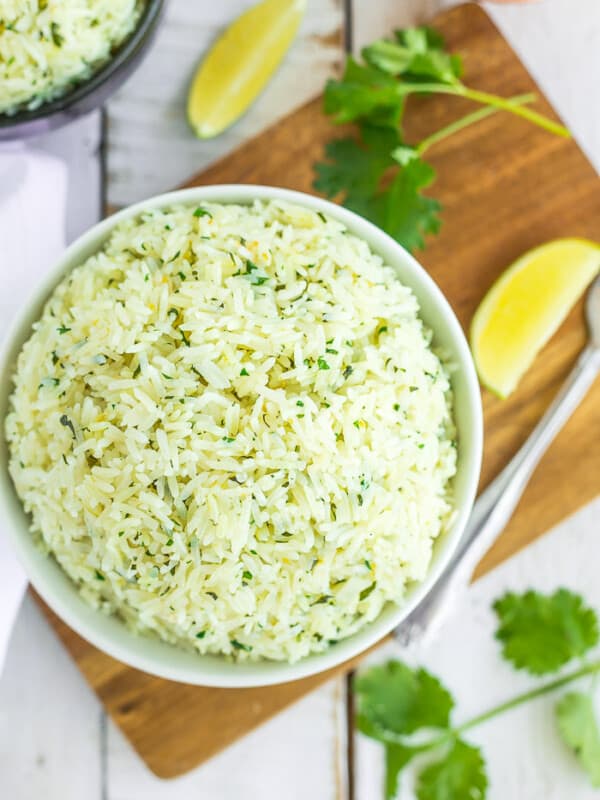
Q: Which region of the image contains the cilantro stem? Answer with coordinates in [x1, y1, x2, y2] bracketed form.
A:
[368, 659, 600, 750]
[455, 659, 600, 735]
[416, 93, 535, 156]
[458, 86, 570, 138]
[397, 81, 570, 138]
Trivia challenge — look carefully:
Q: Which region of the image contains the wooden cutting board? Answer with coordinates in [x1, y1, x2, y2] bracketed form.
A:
[35, 3, 600, 779]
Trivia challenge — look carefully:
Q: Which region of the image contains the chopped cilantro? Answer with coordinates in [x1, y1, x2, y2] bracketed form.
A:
[50, 21, 64, 47]
[231, 639, 252, 652]
[193, 207, 212, 218]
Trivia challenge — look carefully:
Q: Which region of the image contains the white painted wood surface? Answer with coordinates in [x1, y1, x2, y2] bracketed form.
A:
[353, 500, 600, 800]
[106, 0, 344, 206]
[1, 2, 600, 799]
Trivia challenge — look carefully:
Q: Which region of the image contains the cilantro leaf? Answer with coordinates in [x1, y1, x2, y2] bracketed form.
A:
[361, 157, 440, 252]
[493, 589, 599, 675]
[316, 23, 566, 255]
[324, 58, 404, 128]
[417, 739, 488, 800]
[314, 133, 395, 200]
[556, 692, 600, 787]
[355, 660, 454, 738]
[314, 125, 440, 252]
[384, 744, 415, 800]
[363, 27, 462, 85]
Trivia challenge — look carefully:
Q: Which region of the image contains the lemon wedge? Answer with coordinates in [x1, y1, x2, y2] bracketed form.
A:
[187, 0, 306, 139]
[471, 238, 600, 398]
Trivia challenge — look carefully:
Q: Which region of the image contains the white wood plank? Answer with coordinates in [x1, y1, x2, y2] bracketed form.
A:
[106, 0, 344, 207]
[485, 0, 600, 172]
[353, 499, 600, 800]
[351, 0, 447, 52]
[106, 677, 347, 800]
[0, 594, 103, 800]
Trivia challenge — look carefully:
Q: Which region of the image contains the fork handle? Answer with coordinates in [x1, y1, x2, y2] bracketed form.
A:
[455, 344, 600, 582]
[393, 345, 600, 645]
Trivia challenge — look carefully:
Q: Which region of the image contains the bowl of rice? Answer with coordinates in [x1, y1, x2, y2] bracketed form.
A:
[0, 0, 163, 139]
[0, 185, 482, 686]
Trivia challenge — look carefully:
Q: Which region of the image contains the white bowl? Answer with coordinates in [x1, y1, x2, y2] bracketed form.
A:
[0, 185, 483, 687]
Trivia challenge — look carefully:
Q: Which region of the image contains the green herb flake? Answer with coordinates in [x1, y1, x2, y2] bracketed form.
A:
[59, 414, 76, 440]
[313, 594, 333, 605]
[57, 325, 71, 334]
[317, 356, 330, 370]
[193, 207, 212, 218]
[38, 377, 59, 389]
[231, 639, 252, 652]
[50, 21, 64, 47]
[359, 582, 375, 600]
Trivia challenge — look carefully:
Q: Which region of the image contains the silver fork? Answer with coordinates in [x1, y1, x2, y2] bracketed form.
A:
[394, 274, 600, 648]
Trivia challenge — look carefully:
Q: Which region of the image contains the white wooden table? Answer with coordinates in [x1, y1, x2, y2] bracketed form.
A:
[1, 2, 599, 798]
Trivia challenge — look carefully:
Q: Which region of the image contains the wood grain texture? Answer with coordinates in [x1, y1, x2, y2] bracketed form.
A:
[36, 3, 600, 779]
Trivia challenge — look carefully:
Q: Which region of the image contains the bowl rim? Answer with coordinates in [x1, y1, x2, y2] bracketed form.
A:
[0, 185, 483, 687]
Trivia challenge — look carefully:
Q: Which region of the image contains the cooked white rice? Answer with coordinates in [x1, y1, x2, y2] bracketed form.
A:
[6, 200, 457, 662]
[0, 0, 142, 115]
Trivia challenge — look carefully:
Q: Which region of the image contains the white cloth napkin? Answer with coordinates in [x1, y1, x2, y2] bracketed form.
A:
[0, 145, 68, 675]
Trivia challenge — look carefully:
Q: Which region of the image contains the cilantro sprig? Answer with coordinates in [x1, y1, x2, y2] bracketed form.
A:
[314, 26, 569, 252]
[356, 588, 600, 799]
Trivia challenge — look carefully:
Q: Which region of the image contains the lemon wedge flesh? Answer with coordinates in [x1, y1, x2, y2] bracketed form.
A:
[471, 238, 600, 398]
[187, 0, 306, 139]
